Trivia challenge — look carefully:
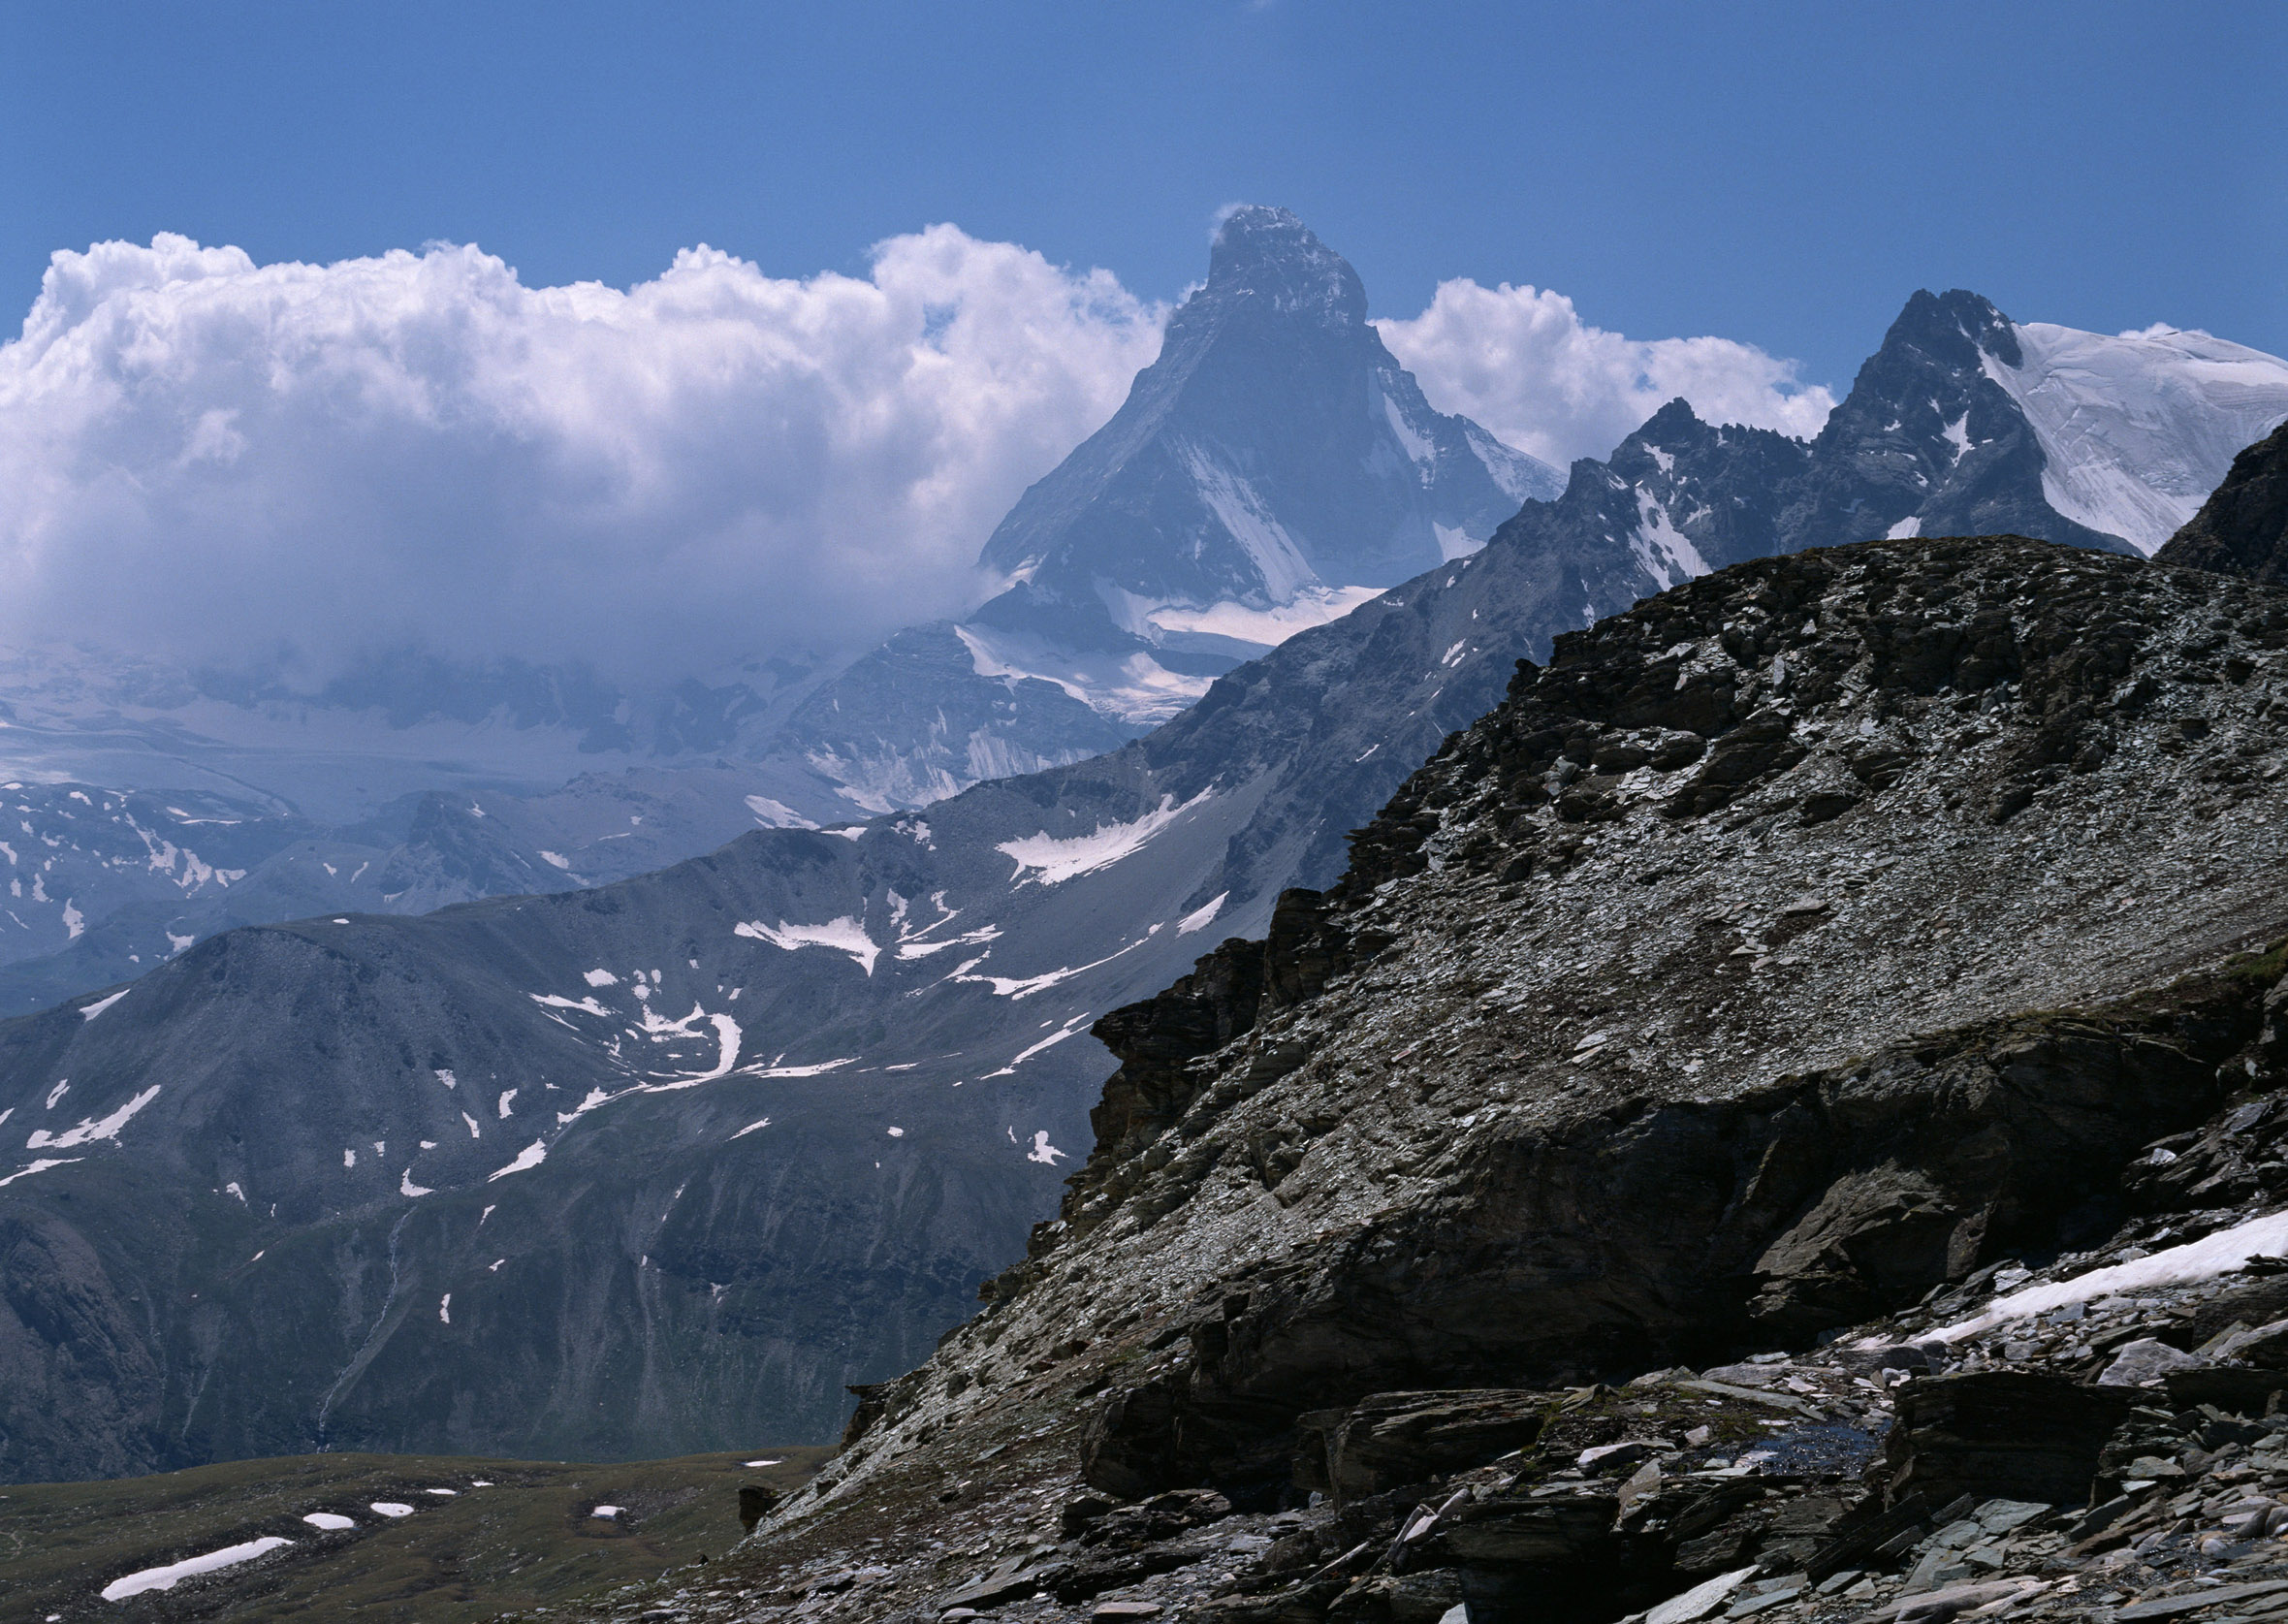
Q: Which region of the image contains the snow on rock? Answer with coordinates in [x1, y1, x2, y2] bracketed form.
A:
[488, 1139, 548, 1181]
[1925, 1207, 2288, 1344]
[1982, 321, 2288, 554]
[1631, 491, 1713, 591]
[78, 988, 129, 1020]
[302, 1513, 356, 1530]
[997, 790, 1211, 886]
[25, 1084, 160, 1150]
[102, 1537, 296, 1601]
[745, 794, 817, 829]
[735, 916, 880, 974]
[1138, 584, 1382, 652]
[983, 1013, 1095, 1077]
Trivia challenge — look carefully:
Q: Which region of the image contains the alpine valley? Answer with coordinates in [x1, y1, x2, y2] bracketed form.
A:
[3, 207, 2287, 1523]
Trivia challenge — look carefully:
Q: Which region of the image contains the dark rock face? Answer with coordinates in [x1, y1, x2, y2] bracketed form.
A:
[2156, 421, 2288, 584]
[1883, 1373, 2132, 1509]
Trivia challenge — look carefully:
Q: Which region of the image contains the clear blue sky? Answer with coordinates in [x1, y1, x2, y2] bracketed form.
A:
[4, 0, 2282, 385]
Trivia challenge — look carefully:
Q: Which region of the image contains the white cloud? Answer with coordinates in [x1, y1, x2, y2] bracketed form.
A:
[0, 229, 1164, 683]
[0, 232, 1842, 689]
[1377, 279, 1836, 468]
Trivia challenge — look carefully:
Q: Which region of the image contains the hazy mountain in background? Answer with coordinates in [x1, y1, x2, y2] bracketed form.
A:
[5, 275, 2282, 1482]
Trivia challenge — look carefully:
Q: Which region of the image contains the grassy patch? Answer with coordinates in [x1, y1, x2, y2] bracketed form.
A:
[0, 1445, 829, 1621]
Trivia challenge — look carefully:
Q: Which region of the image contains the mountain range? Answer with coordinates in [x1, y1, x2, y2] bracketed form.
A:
[2, 209, 2287, 1485]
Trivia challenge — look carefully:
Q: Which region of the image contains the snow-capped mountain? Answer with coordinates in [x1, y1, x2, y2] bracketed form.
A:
[3, 281, 2285, 1485]
[770, 207, 1563, 815]
[974, 205, 1561, 666]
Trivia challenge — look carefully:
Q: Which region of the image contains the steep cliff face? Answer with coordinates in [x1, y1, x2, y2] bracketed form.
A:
[619, 536, 2288, 1622]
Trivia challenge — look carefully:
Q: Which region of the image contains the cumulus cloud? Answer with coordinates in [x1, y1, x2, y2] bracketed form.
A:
[1377, 280, 1837, 468]
[0, 230, 1165, 684]
[0, 232, 1843, 690]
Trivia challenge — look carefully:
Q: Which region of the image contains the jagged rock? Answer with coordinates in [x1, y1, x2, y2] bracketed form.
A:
[1311, 1391, 1549, 1501]
[1884, 1372, 2131, 1508]
[2098, 1338, 2209, 1386]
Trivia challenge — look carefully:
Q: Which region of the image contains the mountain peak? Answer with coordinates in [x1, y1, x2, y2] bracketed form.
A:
[1886, 287, 2020, 369]
[1201, 204, 1366, 325]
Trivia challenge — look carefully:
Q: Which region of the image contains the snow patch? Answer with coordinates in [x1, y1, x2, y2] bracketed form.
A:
[531, 993, 612, 1016]
[400, 1166, 433, 1197]
[1925, 1208, 2288, 1344]
[998, 791, 1211, 886]
[369, 1502, 415, 1517]
[79, 988, 129, 1020]
[538, 849, 571, 870]
[1027, 1130, 1067, 1165]
[732, 1116, 773, 1138]
[488, 1139, 549, 1181]
[439, 1292, 452, 1324]
[302, 1513, 356, 1530]
[497, 1088, 518, 1118]
[25, 1084, 161, 1150]
[1886, 516, 1923, 539]
[1177, 893, 1228, 936]
[103, 1538, 296, 1600]
[735, 916, 880, 974]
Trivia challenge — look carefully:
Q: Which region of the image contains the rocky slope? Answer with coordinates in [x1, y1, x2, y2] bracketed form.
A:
[534, 534, 2288, 1624]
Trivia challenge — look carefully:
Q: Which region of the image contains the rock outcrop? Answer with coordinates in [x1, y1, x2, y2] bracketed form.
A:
[2157, 421, 2288, 585]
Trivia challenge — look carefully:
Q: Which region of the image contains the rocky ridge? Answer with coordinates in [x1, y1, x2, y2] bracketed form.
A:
[2158, 424, 2288, 587]
[533, 534, 2288, 1624]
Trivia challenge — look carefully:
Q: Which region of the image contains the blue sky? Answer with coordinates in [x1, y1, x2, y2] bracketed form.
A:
[5, 0, 2282, 385]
